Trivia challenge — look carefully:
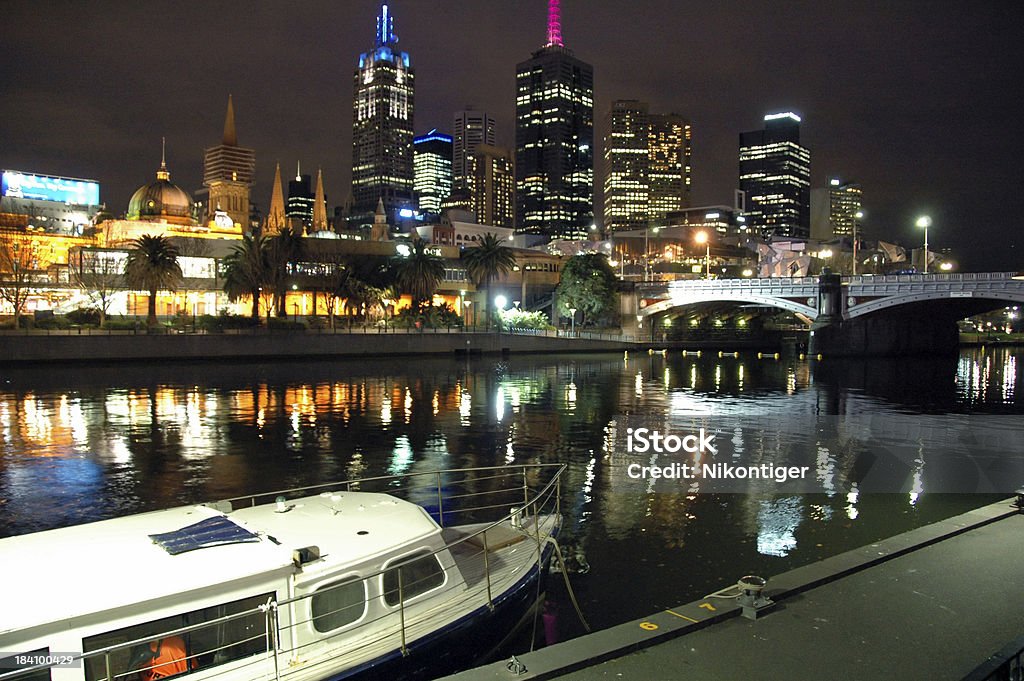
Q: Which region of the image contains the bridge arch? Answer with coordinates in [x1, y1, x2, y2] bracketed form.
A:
[846, 290, 1024, 319]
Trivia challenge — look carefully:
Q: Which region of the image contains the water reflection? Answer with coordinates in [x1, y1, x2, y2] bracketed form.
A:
[0, 348, 1020, 631]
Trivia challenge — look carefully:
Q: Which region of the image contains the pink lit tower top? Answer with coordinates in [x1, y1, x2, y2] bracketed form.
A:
[546, 0, 563, 47]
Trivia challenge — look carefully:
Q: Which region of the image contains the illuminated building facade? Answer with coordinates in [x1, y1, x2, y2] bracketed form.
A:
[287, 164, 314, 231]
[469, 144, 515, 228]
[515, 0, 594, 239]
[603, 100, 650, 232]
[648, 113, 692, 221]
[413, 131, 452, 218]
[453, 109, 496, 193]
[739, 112, 811, 240]
[827, 178, 862, 237]
[0, 170, 100, 235]
[202, 96, 255, 230]
[351, 2, 415, 230]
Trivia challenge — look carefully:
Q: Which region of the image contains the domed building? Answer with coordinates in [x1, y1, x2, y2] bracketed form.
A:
[126, 155, 193, 226]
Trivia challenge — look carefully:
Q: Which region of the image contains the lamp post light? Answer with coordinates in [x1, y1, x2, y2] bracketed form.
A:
[853, 210, 864, 275]
[636, 313, 643, 339]
[568, 307, 577, 335]
[694, 230, 710, 279]
[645, 226, 662, 282]
[916, 215, 932, 273]
[495, 295, 507, 333]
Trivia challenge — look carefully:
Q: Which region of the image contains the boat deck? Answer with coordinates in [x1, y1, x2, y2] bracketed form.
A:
[444, 499, 1023, 680]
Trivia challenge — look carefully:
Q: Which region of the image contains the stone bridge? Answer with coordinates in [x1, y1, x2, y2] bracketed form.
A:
[633, 272, 1024, 355]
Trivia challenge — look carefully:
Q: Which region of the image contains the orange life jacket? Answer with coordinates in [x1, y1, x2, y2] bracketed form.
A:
[138, 636, 195, 681]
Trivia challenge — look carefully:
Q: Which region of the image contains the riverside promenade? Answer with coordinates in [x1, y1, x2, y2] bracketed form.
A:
[446, 499, 1023, 681]
[0, 327, 635, 364]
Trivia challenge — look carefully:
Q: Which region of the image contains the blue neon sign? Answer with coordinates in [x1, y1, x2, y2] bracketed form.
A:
[2, 171, 100, 206]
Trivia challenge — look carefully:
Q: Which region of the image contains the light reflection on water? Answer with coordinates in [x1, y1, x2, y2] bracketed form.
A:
[0, 348, 1020, 632]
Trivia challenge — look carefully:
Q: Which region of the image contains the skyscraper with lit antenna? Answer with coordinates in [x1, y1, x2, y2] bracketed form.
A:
[515, 0, 594, 239]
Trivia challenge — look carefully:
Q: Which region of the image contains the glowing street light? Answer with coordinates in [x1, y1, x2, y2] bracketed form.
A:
[694, 231, 710, 279]
[916, 215, 932, 273]
[568, 306, 578, 335]
[853, 209, 864, 275]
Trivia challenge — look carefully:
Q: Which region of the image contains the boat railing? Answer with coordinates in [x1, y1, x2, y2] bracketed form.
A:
[0, 463, 565, 681]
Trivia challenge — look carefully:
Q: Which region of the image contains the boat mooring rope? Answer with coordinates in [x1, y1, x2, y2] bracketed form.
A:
[546, 538, 592, 633]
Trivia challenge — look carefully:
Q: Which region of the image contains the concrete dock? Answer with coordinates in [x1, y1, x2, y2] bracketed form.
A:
[444, 499, 1022, 681]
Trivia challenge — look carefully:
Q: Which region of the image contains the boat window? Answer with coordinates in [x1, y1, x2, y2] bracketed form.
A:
[0, 648, 52, 680]
[81, 592, 273, 681]
[311, 578, 366, 633]
[382, 551, 445, 607]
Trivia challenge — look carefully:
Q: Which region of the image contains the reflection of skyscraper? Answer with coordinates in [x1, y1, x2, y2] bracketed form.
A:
[286, 163, 314, 231]
[453, 110, 496, 193]
[739, 112, 810, 240]
[203, 95, 255, 230]
[515, 0, 594, 239]
[413, 131, 452, 218]
[351, 2, 415, 229]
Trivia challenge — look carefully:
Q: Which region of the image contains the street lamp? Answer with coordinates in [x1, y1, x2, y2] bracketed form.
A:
[645, 226, 662, 282]
[916, 215, 931, 273]
[568, 307, 577, 335]
[694, 231, 710, 279]
[853, 210, 864, 275]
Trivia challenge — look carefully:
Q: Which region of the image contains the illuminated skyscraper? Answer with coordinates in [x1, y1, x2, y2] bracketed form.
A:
[515, 0, 594, 239]
[825, 178, 862, 237]
[286, 162, 314, 231]
[351, 2, 415, 230]
[603, 102, 691, 232]
[739, 112, 811, 240]
[413, 131, 452, 218]
[203, 95, 255, 229]
[469, 144, 515, 228]
[453, 110, 496, 194]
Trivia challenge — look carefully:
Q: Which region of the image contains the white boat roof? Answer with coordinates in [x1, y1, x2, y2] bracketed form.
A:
[1, 491, 440, 636]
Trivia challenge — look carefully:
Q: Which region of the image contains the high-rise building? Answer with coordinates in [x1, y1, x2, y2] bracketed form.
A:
[738, 112, 811, 240]
[603, 101, 692, 233]
[286, 162, 314, 231]
[203, 95, 255, 230]
[603, 100, 650, 233]
[413, 131, 452, 218]
[515, 0, 594, 240]
[452, 109, 496, 193]
[469, 144, 515, 228]
[351, 2, 415, 230]
[811, 178, 863, 241]
[648, 113, 692, 221]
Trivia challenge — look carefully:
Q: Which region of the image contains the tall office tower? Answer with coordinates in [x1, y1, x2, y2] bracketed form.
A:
[413, 130, 453, 218]
[286, 162, 314, 231]
[648, 113, 692, 221]
[469, 144, 516, 228]
[810, 178, 863, 240]
[515, 0, 594, 239]
[203, 95, 256, 229]
[603, 100, 650, 233]
[452, 109, 496, 193]
[351, 2, 415, 230]
[738, 112, 811, 240]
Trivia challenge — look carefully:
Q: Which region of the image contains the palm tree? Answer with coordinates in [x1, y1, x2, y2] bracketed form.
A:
[222, 233, 268, 322]
[393, 240, 445, 314]
[461, 233, 517, 330]
[123, 235, 183, 329]
[264, 228, 304, 317]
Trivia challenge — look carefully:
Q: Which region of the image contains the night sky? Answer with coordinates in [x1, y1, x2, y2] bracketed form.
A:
[3, 1, 1022, 270]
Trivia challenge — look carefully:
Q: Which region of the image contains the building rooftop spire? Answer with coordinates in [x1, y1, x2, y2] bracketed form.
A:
[222, 94, 237, 146]
[265, 162, 286, 235]
[156, 137, 170, 181]
[546, 0, 563, 47]
[312, 168, 328, 232]
[376, 2, 397, 47]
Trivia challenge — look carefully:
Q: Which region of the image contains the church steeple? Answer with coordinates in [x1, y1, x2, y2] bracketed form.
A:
[265, 162, 287, 235]
[312, 169, 328, 233]
[222, 94, 238, 146]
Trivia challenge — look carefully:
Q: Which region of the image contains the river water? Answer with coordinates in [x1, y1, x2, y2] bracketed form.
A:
[0, 347, 1020, 641]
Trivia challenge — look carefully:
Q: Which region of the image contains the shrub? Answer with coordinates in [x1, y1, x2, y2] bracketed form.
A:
[67, 308, 102, 326]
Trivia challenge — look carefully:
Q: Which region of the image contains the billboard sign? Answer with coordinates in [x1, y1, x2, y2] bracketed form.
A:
[1, 171, 100, 206]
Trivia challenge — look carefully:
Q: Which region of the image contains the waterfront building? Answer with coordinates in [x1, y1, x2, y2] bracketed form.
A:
[202, 96, 256, 231]
[453, 109, 496, 194]
[603, 100, 650, 233]
[648, 113, 692, 221]
[350, 1, 416, 230]
[515, 0, 594, 239]
[811, 178, 862, 240]
[469, 144, 515, 228]
[287, 163, 314, 232]
[739, 112, 811, 240]
[413, 131, 453, 219]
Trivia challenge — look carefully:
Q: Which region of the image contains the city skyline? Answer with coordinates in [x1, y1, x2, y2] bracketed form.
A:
[2, 1, 1021, 269]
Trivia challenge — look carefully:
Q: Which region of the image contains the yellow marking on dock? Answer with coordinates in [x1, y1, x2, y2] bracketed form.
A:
[699, 602, 717, 611]
[665, 609, 699, 623]
[639, 621, 659, 631]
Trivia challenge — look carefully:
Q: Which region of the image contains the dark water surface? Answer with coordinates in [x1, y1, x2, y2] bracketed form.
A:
[0, 347, 1020, 638]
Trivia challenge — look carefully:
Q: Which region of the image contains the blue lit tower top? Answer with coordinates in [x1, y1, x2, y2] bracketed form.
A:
[377, 3, 395, 46]
[359, 2, 409, 68]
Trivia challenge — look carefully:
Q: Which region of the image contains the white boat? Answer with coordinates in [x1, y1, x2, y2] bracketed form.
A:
[0, 464, 565, 681]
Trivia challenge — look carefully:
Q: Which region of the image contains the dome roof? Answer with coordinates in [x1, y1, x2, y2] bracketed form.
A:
[127, 152, 194, 226]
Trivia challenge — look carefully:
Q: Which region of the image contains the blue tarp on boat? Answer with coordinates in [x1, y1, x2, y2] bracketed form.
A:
[149, 515, 261, 555]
